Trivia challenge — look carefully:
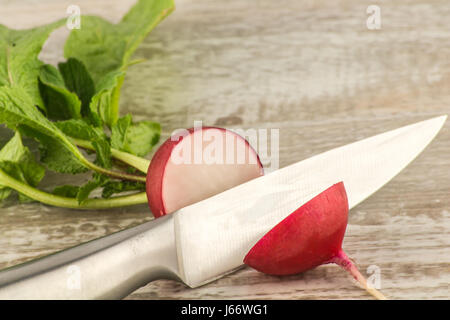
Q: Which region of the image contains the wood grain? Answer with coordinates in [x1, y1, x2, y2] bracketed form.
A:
[0, 0, 449, 299]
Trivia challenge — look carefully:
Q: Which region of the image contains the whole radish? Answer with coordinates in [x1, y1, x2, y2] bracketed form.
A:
[244, 182, 386, 300]
[146, 126, 264, 217]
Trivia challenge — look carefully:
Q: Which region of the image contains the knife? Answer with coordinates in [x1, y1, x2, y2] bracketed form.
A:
[0, 115, 446, 299]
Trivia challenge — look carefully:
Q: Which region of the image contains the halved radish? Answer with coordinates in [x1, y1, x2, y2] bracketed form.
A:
[146, 127, 264, 217]
[243, 182, 386, 300]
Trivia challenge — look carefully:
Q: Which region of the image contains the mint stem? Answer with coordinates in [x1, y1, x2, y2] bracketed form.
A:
[64, 139, 146, 182]
[50, 126, 146, 182]
[72, 138, 150, 173]
[0, 168, 148, 209]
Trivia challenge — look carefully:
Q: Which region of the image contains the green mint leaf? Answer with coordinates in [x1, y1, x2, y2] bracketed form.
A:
[77, 173, 109, 204]
[0, 188, 11, 201]
[58, 58, 95, 117]
[53, 185, 80, 198]
[38, 64, 82, 120]
[111, 114, 160, 157]
[91, 138, 111, 168]
[77, 180, 100, 204]
[124, 120, 160, 157]
[64, 0, 174, 126]
[0, 20, 63, 110]
[88, 70, 124, 127]
[64, 0, 174, 82]
[53, 173, 109, 203]
[64, 16, 125, 85]
[55, 119, 112, 169]
[0, 132, 45, 201]
[101, 180, 145, 199]
[0, 86, 88, 174]
[111, 114, 132, 150]
[20, 125, 87, 174]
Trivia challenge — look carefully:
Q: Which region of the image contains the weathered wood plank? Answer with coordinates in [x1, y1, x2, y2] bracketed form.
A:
[0, 0, 448, 299]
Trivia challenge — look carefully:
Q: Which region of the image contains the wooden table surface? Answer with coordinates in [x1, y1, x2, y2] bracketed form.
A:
[0, 0, 449, 299]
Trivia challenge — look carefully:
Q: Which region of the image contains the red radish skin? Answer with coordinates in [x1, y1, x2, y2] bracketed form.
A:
[243, 182, 386, 300]
[146, 127, 264, 218]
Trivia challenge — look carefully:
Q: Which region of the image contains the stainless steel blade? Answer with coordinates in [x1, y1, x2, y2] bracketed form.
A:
[174, 115, 447, 288]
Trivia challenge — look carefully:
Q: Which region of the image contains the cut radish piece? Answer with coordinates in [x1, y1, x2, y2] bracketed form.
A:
[146, 127, 264, 217]
[243, 182, 386, 300]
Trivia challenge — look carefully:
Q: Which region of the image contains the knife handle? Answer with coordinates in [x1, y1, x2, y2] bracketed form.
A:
[0, 214, 180, 299]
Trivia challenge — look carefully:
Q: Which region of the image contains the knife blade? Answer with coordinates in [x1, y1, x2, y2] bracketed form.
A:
[175, 115, 447, 287]
[0, 115, 446, 299]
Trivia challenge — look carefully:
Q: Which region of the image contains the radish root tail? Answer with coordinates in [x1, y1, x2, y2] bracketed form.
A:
[332, 250, 387, 300]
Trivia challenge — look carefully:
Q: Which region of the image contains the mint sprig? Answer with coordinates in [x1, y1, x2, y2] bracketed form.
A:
[0, 0, 175, 209]
[0, 132, 45, 202]
[64, 0, 174, 127]
[0, 20, 64, 110]
[39, 63, 82, 120]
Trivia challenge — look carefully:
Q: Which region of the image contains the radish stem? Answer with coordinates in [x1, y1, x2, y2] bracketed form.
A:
[72, 138, 150, 174]
[0, 168, 148, 209]
[332, 250, 387, 300]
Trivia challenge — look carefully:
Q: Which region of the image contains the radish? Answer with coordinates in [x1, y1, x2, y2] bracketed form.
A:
[243, 182, 386, 300]
[146, 126, 264, 217]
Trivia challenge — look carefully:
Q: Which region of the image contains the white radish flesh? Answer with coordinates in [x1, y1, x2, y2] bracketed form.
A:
[146, 127, 264, 217]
